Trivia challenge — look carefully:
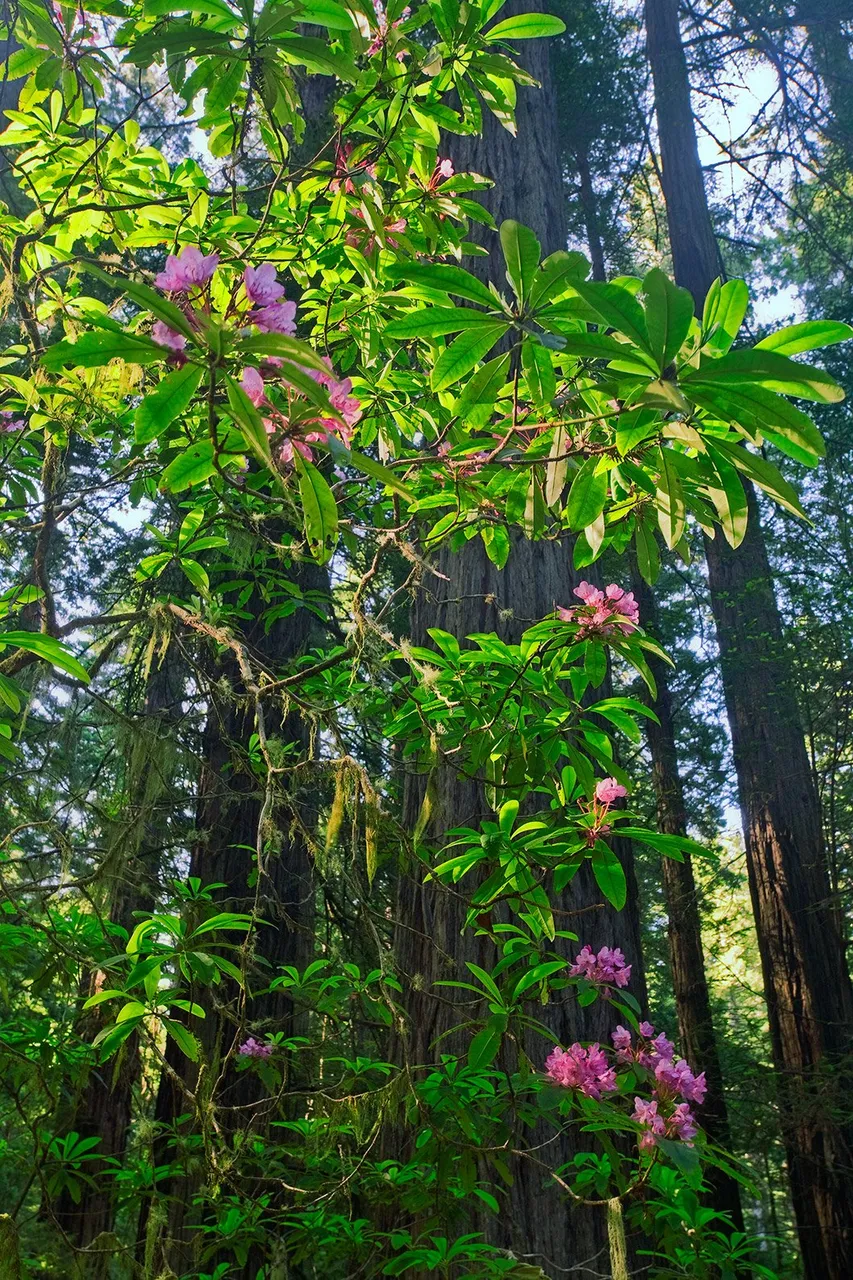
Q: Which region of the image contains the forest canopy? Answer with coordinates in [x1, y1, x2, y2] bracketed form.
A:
[0, 1, 852, 1278]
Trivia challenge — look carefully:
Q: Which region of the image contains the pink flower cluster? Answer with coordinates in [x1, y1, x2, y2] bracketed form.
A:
[632, 1097, 697, 1149]
[569, 944, 632, 992]
[595, 777, 627, 806]
[240, 358, 361, 468]
[0, 410, 26, 432]
[545, 1042, 617, 1100]
[153, 248, 297, 338]
[612, 1021, 705, 1150]
[557, 582, 640, 636]
[238, 1037, 273, 1059]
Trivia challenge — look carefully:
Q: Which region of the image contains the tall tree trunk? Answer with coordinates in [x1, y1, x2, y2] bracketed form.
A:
[645, 1, 853, 1273]
[394, 6, 648, 1271]
[575, 145, 607, 283]
[52, 645, 186, 1270]
[629, 559, 744, 1230]
[145, 560, 325, 1276]
[795, 0, 853, 160]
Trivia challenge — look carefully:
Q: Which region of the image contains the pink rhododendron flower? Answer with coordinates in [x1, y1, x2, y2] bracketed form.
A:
[545, 1043, 617, 1100]
[251, 300, 298, 335]
[156, 245, 219, 292]
[670, 1102, 698, 1142]
[238, 1037, 273, 1059]
[436, 158, 454, 180]
[152, 321, 187, 353]
[655, 1057, 707, 1105]
[595, 777, 627, 805]
[330, 142, 378, 194]
[240, 366, 266, 407]
[611, 1025, 633, 1059]
[569, 944, 632, 991]
[632, 1096, 666, 1150]
[556, 582, 639, 637]
[345, 209, 407, 253]
[0, 410, 25, 432]
[277, 437, 313, 467]
[244, 263, 285, 306]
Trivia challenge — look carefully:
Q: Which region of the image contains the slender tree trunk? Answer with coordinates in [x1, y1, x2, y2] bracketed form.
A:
[795, 0, 853, 160]
[645, 1, 853, 1273]
[575, 145, 607, 283]
[629, 559, 744, 1230]
[394, 6, 648, 1271]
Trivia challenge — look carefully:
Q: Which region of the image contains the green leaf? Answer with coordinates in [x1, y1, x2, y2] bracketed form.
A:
[655, 447, 686, 550]
[348, 449, 413, 500]
[755, 320, 853, 357]
[294, 455, 338, 563]
[384, 307, 495, 339]
[272, 34, 356, 81]
[521, 338, 556, 405]
[42, 331, 163, 370]
[710, 440, 806, 520]
[0, 632, 89, 683]
[225, 375, 273, 468]
[702, 278, 748, 355]
[145, 0, 236, 15]
[430, 323, 507, 392]
[528, 250, 590, 309]
[160, 440, 217, 492]
[688, 383, 825, 465]
[455, 351, 511, 426]
[468, 1015, 505, 1070]
[161, 1017, 200, 1061]
[567, 457, 608, 531]
[135, 363, 203, 444]
[633, 520, 660, 585]
[297, 0, 355, 29]
[387, 262, 497, 309]
[500, 219, 540, 303]
[570, 280, 652, 356]
[704, 443, 748, 548]
[485, 13, 566, 40]
[180, 558, 209, 594]
[642, 267, 694, 371]
[591, 844, 626, 910]
[657, 1136, 702, 1186]
[688, 348, 843, 403]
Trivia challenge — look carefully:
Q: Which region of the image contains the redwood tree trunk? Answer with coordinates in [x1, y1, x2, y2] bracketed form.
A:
[394, 6, 648, 1269]
[629, 560, 744, 1230]
[146, 562, 324, 1275]
[645, 0, 853, 1273]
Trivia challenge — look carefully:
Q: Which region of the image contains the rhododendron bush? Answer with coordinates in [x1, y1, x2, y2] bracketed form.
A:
[0, 0, 847, 1277]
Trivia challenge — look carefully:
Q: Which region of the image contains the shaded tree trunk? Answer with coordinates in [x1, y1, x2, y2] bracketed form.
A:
[146, 560, 326, 1276]
[645, 0, 853, 1273]
[52, 645, 186, 1270]
[394, 6, 647, 1271]
[795, 0, 853, 160]
[629, 559, 744, 1231]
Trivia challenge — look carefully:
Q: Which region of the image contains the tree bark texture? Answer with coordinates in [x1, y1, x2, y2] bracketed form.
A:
[645, 0, 853, 1272]
[629, 560, 744, 1230]
[393, 7, 648, 1271]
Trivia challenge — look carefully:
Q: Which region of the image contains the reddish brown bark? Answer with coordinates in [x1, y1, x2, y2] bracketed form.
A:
[645, 0, 853, 1272]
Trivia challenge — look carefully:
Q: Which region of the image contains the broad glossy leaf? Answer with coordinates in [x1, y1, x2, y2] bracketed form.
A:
[704, 443, 748, 547]
[430, 323, 507, 392]
[294, 455, 338, 563]
[500, 219, 540, 303]
[160, 440, 217, 492]
[755, 320, 853, 357]
[0, 632, 89, 683]
[485, 13, 566, 40]
[688, 348, 843, 403]
[570, 280, 653, 356]
[456, 351, 511, 426]
[655, 447, 686, 550]
[387, 263, 497, 309]
[135, 363, 203, 444]
[711, 439, 806, 520]
[687, 383, 825, 465]
[42, 331, 163, 369]
[702, 278, 747, 355]
[642, 267, 694, 370]
[521, 337, 555, 405]
[567, 457, 608, 531]
[384, 307, 496, 339]
[591, 844, 626, 910]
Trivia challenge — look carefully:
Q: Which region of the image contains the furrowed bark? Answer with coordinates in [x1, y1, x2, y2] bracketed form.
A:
[645, 0, 853, 1271]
